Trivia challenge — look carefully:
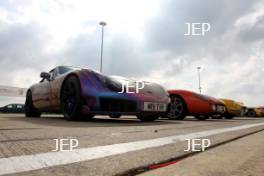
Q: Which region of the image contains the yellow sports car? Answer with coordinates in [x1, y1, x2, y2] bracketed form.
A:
[220, 99, 243, 119]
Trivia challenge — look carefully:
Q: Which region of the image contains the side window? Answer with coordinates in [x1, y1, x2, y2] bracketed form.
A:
[50, 68, 58, 81]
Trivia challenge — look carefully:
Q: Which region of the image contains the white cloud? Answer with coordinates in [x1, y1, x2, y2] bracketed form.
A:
[0, 0, 264, 107]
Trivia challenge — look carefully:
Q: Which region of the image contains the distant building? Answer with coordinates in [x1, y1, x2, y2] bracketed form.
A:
[0, 104, 25, 113]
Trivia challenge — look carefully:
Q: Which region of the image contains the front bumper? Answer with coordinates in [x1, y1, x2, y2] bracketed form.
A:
[82, 93, 169, 115]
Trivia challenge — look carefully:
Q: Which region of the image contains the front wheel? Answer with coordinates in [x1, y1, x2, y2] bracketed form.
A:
[25, 91, 41, 118]
[83, 114, 95, 120]
[61, 76, 83, 121]
[224, 114, 234, 119]
[167, 95, 187, 120]
[247, 110, 256, 117]
[211, 114, 222, 119]
[195, 115, 209, 120]
[137, 114, 159, 122]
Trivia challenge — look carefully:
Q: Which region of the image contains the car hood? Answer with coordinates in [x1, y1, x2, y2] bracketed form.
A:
[111, 76, 169, 98]
[84, 69, 169, 99]
[195, 93, 224, 105]
[205, 96, 224, 104]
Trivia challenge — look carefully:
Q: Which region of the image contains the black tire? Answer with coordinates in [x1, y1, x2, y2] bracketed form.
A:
[211, 114, 223, 119]
[109, 114, 121, 118]
[195, 115, 209, 120]
[247, 110, 256, 117]
[61, 76, 83, 121]
[25, 91, 41, 118]
[137, 114, 159, 122]
[167, 95, 187, 120]
[224, 113, 234, 119]
[83, 114, 95, 120]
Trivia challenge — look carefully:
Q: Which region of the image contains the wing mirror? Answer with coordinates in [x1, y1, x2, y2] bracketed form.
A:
[40, 72, 51, 80]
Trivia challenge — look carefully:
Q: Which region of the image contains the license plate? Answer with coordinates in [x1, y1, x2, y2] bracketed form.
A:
[143, 102, 167, 112]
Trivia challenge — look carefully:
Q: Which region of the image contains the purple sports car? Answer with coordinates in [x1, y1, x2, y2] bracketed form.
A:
[25, 66, 170, 121]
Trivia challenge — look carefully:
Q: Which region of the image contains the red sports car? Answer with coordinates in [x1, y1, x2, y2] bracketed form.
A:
[165, 90, 226, 120]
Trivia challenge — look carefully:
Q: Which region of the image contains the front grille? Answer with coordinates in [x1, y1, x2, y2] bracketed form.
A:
[100, 98, 137, 112]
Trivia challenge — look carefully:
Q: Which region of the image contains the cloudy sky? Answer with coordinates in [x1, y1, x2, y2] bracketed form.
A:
[0, 0, 263, 107]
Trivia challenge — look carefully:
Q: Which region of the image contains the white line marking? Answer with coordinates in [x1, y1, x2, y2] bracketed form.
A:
[0, 122, 264, 175]
[111, 132, 122, 136]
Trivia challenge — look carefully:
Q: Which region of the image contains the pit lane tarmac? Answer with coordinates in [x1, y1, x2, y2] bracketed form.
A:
[0, 114, 263, 176]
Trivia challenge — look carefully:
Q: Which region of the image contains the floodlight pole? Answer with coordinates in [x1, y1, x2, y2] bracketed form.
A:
[99, 21, 107, 73]
[197, 66, 202, 94]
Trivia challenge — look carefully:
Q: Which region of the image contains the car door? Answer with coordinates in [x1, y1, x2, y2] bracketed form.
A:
[49, 67, 64, 110]
[32, 77, 52, 110]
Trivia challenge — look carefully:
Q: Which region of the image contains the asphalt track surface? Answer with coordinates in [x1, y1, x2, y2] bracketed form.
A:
[0, 114, 264, 176]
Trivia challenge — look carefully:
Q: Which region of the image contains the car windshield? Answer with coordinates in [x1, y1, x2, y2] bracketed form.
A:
[58, 66, 81, 75]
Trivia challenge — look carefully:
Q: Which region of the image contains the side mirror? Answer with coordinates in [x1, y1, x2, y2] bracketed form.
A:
[40, 72, 51, 80]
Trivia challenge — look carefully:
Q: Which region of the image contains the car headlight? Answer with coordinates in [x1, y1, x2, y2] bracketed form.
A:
[212, 104, 216, 111]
